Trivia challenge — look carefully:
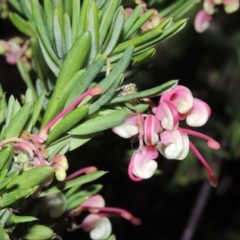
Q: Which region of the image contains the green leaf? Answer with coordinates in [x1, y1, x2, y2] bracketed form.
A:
[9, 13, 36, 37]
[71, 0, 80, 42]
[65, 55, 106, 106]
[96, 0, 106, 9]
[121, 5, 141, 39]
[23, 224, 54, 240]
[99, 0, 121, 47]
[46, 105, 89, 144]
[17, 59, 37, 101]
[89, 74, 123, 114]
[31, 0, 60, 66]
[0, 188, 33, 209]
[40, 171, 106, 197]
[10, 100, 21, 120]
[19, 0, 33, 21]
[6, 166, 54, 190]
[111, 29, 162, 55]
[69, 107, 133, 135]
[0, 94, 6, 125]
[42, 31, 91, 127]
[64, 13, 72, 53]
[43, 0, 54, 44]
[7, 214, 37, 224]
[8, 0, 22, 13]
[52, 0, 64, 18]
[66, 184, 103, 210]
[78, 0, 90, 35]
[5, 95, 15, 127]
[124, 9, 154, 40]
[0, 172, 18, 193]
[101, 7, 125, 56]
[53, 9, 65, 59]
[86, 1, 99, 64]
[110, 80, 178, 104]
[98, 46, 134, 95]
[132, 48, 156, 65]
[3, 102, 32, 139]
[0, 224, 9, 240]
[0, 146, 14, 175]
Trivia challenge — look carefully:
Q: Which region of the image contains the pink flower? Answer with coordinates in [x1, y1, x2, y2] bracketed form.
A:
[203, 0, 215, 14]
[155, 101, 179, 130]
[144, 115, 161, 145]
[160, 85, 194, 114]
[194, 10, 212, 33]
[128, 146, 158, 181]
[158, 129, 189, 160]
[82, 214, 112, 240]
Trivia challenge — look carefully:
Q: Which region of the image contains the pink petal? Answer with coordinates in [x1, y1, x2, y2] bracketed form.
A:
[186, 99, 211, 127]
[129, 146, 158, 180]
[81, 195, 105, 213]
[82, 214, 112, 240]
[144, 115, 161, 145]
[194, 10, 212, 33]
[155, 101, 179, 130]
[112, 115, 139, 138]
[160, 86, 194, 114]
[158, 129, 184, 159]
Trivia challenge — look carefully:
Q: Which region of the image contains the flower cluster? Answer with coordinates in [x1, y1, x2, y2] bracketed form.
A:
[69, 194, 141, 240]
[113, 85, 220, 187]
[194, 0, 239, 33]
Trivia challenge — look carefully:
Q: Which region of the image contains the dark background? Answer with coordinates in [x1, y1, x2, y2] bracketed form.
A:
[1, 1, 240, 239]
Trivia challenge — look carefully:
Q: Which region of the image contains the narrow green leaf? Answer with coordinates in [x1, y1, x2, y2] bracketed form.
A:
[124, 10, 154, 40]
[71, 0, 80, 42]
[98, 46, 134, 93]
[111, 29, 162, 55]
[30, 38, 49, 90]
[0, 225, 9, 240]
[19, 0, 33, 21]
[132, 48, 155, 65]
[53, 9, 65, 59]
[68, 134, 93, 151]
[0, 147, 14, 176]
[86, 1, 99, 64]
[7, 166, 54, 190]
[110, 80, 178, 104]
[9, 13, 36, 37]
[134, 19, 187, 54]
[64, 13, 72, 52]
[43, 0, 54, 44]
[31, 0, 60, 66]
[41, 31, 91, 127]
[38, 37, 60, 76]
[64, 0, 72, 17]
[25, 89, 34, 104]
[5, 96, 15, 127]
[7, 214, 37, 224]
[0, 147, 14, 181]
[17, 59, 37, 101]
[10, 100, 21, 120]
[96, 0, 106, 9]
[0, 94, 6, 125]
[0, 172, 18, 191]
[101, 7, 125, 56]
[52, 0, 64, 17]
[78, 0, 91, 36]
[69, 108, 133, 135]
[89, 74, 123, 114]
[65, 55, 106, 107]
[8, 0, 22, 13]
[3, 102, 32, 139]
[40, 171, 106, 197]
[121, 5, 141, 39]
[46, 105, 89, 144]
[99, 0, 121, 47]
[0, 188, 33, 208]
